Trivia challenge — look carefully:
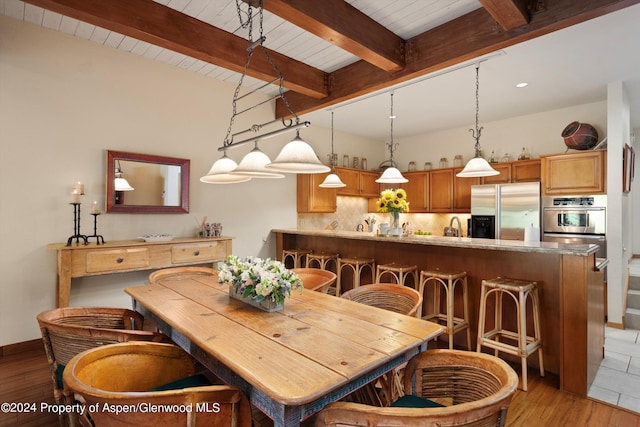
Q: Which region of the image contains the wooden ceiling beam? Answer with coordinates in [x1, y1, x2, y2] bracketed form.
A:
[478, 0, 530, 30]
[246, 0, 405, 73]
[22, 0, 329, 98]
[276, 0, 640, 118]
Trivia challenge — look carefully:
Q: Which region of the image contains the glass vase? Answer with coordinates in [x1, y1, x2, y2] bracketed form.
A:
[389, 211, 401, 235]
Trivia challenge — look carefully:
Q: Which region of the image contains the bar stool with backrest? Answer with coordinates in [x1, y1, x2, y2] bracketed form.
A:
[418, 269, 472, 347]
[282, 248, 312, 269]
[477, 277, 544, 391]
[375, 262, 418, 288]
[336, 256, 376, 296]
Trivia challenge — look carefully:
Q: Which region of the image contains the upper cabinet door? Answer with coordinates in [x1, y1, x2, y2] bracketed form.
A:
[297, 173, 337, 213]
[512, 159, 541, 182]
[335, 168, 360, 196]
[360, 170, 381, 197]
[429, 169, 454, 212]
[453, 168, 479, 212]
[541, 151, 606, 195]
[402, 171, 429, 213]
[481, 163, 511, 184]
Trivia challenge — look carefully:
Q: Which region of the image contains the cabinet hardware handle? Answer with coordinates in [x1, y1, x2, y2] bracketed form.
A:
[116, 257, 124, 263]
[194, 250, 200, 256]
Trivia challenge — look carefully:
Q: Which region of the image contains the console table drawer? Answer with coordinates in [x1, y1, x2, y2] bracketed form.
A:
[171, 242, 227, 264]
[86, 248, 150, 273]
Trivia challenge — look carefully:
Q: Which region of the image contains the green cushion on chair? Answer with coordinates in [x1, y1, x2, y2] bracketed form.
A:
[391, 394, 445, 408]
[149, 374, 211, 391]
[56, 364, 65, 389]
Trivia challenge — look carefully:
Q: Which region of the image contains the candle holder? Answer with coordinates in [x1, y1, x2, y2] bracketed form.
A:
[66, 203, 88, 246]
[86, 213, 105, 245]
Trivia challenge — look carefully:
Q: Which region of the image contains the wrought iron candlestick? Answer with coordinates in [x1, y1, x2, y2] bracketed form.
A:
[87, 213, 105, 245]
[66, 203, 88, 246]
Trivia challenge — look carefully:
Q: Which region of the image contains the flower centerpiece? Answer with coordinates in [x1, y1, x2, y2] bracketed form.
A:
[375, 188, 409, 234]
[218, 255, 303, 312]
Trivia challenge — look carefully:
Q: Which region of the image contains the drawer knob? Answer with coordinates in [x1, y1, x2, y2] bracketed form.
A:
[116, 257, 124, 263]
[193, 250, 200, 256]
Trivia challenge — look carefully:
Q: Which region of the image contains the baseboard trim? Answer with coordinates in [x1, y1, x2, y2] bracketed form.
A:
[0, 338, 42, 358]
[607, 321, 625, 330]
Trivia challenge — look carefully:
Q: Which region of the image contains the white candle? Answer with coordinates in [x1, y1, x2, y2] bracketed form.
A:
[69, 190, 81, 204]
[91, 201, 100, 214]
[73, 181, 85, 195]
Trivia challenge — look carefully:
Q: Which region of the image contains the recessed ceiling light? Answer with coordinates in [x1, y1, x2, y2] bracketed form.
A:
[516, 82, 529, 88]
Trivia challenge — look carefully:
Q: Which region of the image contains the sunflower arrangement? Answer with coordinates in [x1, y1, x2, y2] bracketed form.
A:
[375, 188, 409, 213]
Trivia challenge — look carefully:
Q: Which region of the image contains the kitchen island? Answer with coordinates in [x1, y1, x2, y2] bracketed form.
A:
[272, 228, 607, 397]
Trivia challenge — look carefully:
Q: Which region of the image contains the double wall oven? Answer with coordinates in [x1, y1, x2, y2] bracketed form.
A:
[542, 195, 606, 258]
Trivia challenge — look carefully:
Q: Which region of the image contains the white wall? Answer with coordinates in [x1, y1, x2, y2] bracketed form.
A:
[0, 17, 381, 346]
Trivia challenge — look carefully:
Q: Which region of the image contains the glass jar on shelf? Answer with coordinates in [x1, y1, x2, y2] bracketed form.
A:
[439, 157, 448, 168]
[342, 154, 349, 167]
[501, 153, 512, 163]
[453, 155, 463, 167]
[361, 158, 367, 170]
[489, 150, 497, 163]
[408, 161, 416, 172]
[424, 162, 432, 170]
[518, 147, 531, 160]
[352, 157, 359, 169]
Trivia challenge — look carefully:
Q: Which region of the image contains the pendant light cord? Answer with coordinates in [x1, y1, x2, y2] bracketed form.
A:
[386, 92, 398, 166]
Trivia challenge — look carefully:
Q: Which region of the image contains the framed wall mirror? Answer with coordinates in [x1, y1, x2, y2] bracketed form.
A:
[106, 150, 190, 213]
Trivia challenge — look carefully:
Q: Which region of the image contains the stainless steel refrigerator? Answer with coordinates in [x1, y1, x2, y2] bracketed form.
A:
[470, 182, 541, 240]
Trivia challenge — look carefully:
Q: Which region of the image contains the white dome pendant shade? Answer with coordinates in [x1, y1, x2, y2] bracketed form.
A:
[200, 152, 251, 184]
[266, 131, 330, 174]
[114, 177, 134, 191]
[456, 156, 499, 177]
[232, 143, 285, 178]
[319, 173, 346, 188]
[376, 166, 408, 183]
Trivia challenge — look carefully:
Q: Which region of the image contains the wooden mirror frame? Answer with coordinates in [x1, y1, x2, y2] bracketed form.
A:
[106, 150, 190, 213]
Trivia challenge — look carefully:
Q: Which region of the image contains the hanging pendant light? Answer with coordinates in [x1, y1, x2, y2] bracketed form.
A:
[200, 151, 251, 184]
[456, 64, 499, 178]
[376, 92, 408, 184]
[232, 143, 285, 178]
[320, 111, 346, 188]
[114, 160, 134, 191]
[202, 0, 327, 182]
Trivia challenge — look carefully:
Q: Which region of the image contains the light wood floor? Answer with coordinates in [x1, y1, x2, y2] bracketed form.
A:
[2, 340, 639, 427]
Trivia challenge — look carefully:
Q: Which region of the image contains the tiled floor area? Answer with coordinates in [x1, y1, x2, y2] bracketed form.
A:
[588, 258, 640, 413]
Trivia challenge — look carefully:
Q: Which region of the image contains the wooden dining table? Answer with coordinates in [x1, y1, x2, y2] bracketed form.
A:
[125, 274, 443, 427]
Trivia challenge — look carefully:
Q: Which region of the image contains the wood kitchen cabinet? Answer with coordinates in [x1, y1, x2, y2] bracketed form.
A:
[481, 159, 541, 184]
[429, 168, 454, 212]
[297, 172, 337, 213]
[402, 171, 429, 212]
[453, 168, 480, 212]
[335, 167, 380, 197]
[541, 150, 606, 195]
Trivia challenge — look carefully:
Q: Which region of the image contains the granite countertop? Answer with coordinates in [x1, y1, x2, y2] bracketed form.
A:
[272, 228, 601, 257]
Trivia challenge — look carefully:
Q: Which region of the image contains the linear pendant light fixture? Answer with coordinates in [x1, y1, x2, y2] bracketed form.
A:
[201, 0, 327, 184]
[320, 111, 346, 188]
[456, 63, 499, 178]
[376, 92, 408, 184]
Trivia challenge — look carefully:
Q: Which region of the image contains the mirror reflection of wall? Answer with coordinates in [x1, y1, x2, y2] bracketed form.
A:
[118, 161, 182, 207]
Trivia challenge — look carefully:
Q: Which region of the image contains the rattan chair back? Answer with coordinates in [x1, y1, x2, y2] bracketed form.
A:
[64, 342, 252, 427]
[314, 349, 518, 427]
[148, 266, 218, 284]
[341, 283, 422, 316]
[292, 268, 337, 293]
[37, 307, 166, 424]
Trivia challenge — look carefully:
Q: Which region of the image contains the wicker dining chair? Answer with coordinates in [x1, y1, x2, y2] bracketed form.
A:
[340, 284, 423, 405]
[37, 307, 167, 426]
[148, 266, 218, 284]
[340, 283, 422, 317]
[63, 341, 252, 427]
[292, 268, 337, 293]
[314, 349, 519, 427]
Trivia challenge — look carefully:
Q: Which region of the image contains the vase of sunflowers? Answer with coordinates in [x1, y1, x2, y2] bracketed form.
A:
[375, 188, 409, 236]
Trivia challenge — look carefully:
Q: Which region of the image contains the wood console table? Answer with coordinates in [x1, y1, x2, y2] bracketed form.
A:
[47, 237, 232, 307]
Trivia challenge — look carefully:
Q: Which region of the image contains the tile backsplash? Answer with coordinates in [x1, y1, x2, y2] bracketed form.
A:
[298, 196, 470, 236]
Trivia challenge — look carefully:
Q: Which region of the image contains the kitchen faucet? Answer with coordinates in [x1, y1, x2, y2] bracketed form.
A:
[449, 216, 462, 237]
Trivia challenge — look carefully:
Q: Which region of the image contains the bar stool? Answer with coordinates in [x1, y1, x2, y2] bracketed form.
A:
[282, 249, 312, 269]
[418, 270, 471, 347]
[477, 277, 544, 391]
[375, 263, 418, 288]
[336, 257, 376, 296]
